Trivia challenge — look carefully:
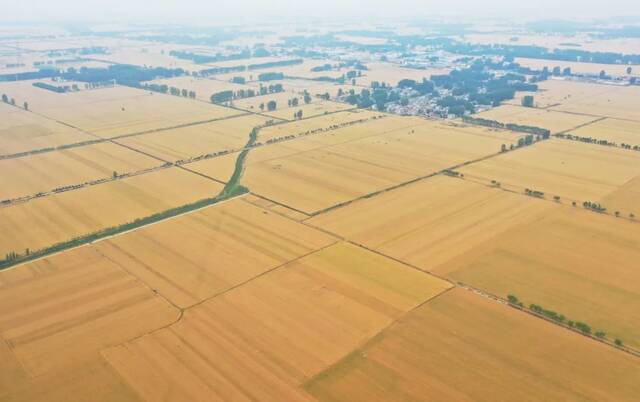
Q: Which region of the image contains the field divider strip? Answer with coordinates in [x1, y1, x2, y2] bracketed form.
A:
[0, 122, 265, 270]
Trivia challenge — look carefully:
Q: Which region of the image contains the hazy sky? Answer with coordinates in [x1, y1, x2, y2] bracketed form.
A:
[2, 0, 639, 23]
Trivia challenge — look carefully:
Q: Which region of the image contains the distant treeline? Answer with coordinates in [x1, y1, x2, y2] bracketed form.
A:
[446, 43, 640, 65]
[1, 64, 184, 86]
[169, 50, 252, 64]
[463, 116, 551, 138]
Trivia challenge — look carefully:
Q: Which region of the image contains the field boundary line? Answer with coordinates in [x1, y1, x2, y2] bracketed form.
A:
[103, 240, 342, 347]
[303, 285, 456, 389]
[300, 226, 640, 359]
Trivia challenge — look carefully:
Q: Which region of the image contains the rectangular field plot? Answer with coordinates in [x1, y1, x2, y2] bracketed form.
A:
[437, 207, 640, 349]
[0, 247, 178, 402]
[0, 167, 222, 257]
[265, 78, 361, 98]
[257, 109, 383, 142]
[93, 199, 336, 308]
[515, 58, 640, 78]
[204, 118, 522, 214]
[231, 90, 317, 113]
[102, 242, 451, 401]
[0, 102, 96, 156]
[507, 78, 624, 109]
[305, 289, 640, 402]
[550, 84, 640, 121]
[567, 117, 640, 146]
[0, 142, 162, 201]
[599, 174, 640, 217]
[475, 104, 599, 133]
[0, 82, 241, 138]
[308, 176, 553, 269]
[118, 114, 268, 162]
[147, 76, 254, 102]
[264, 100, 353, 120]
[0, 246, 179, 375]
[458, 139, 640, 206]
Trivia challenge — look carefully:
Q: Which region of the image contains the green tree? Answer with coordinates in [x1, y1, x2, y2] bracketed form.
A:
[521, 95, 534, 107]
[267, 100, 277, 111]
[615, 339, 623, 346]
[304, 93, 312, 104]
[259, 103, 265, 111]
[1, 94, 7, 103]
[626, 66, 632, 74]
[23, 101, 28, 110]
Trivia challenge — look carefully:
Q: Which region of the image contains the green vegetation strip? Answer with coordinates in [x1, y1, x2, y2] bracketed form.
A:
[0, 127, 260, 271]
[506, 294, 625, 347]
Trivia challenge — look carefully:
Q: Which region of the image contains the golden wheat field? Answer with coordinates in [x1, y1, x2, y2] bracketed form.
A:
[515, 57, 640, 77]
[147, 76, 254, 101]
[0, 102, 96, 156]
[215, 119, 523, 214]
[0, 246, 179, 401]
[101, 242, 451, 401]
[231, 90, 316, 112]
[2, 19, 640, 402]
[117, 114, 268, 162]
[307, 175, 553, 269]
[93, 199, 336, 308]
[0, 167, 223, 257]
[599, 174, 640, 215]
[549, 84, 640, 121]
[0, 82, 241, 137]
[268, 79, 362, 98]
[568, 118, 640, 145]
[435, 207, 640, 349]
[0, 142, 162, 200]
[475, 104, 599, 133]
[508, 79, 621, 109]
[264, 100, 354, 120]
[458, 138, 640, 205]
[257, 109, 382, 142]
[305, 288, 640, 402]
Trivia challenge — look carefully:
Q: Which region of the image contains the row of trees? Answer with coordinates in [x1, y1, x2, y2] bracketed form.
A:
[507, 295, 623, 346]
[210, 83, 285, 104]
[142, 83, 196, 98]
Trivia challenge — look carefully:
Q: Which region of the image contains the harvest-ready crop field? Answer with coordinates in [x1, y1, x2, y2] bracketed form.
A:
[305, 289, 640, 402]
[457, 139, 640, 206]
[191, 117, 523, 214]
[117, 113, 269, 162]
[2, 24, 640, 402]
[102, 242, 451, 401]
[475, 104, 600, 133]
[0, 102, 95, 156]
[515, 58, 640, 78]
[567, 117, 640, 144]
[0, 82, 241, 138]
[0, 168, 223, 257]
[0, 142, 161, 200]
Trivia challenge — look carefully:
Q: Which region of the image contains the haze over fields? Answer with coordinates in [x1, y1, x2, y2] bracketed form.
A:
[1, 2, 640, 401]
